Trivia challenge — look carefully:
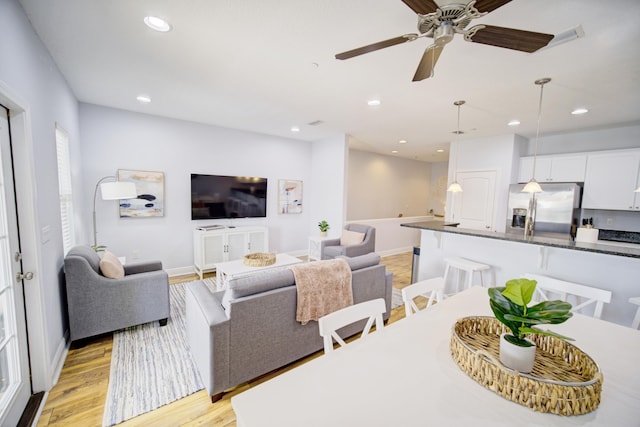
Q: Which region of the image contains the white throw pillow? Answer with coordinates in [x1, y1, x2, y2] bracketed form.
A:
[100, 251, 125, 279]
[340, 229, 365, 246]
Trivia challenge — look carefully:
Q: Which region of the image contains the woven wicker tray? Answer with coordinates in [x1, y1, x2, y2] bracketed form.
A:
[243, 252, 276, 267]
[450, 316, 603, 416]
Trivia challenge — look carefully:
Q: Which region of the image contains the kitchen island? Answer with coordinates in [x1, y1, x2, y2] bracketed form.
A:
[401, 221, 640, 326]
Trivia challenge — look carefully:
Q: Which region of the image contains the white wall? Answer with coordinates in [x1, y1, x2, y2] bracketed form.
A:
[447, 134, 523, 232]
[0, 0, 82, 390]
[80, 103, 329, 269]
[347, 149, 432, 220]
[427, 162, 448, 216]
[309, 135, 348, 238]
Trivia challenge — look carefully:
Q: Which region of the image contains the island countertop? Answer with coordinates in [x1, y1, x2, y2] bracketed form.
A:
[401, 221, 640, 259]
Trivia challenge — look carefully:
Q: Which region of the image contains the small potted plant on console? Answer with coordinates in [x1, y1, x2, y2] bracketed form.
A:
[318, 220, 330, 237]
[488, 278, 573, 373]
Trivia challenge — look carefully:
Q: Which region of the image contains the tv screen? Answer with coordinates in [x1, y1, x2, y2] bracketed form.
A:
[191, 174, 267, 220]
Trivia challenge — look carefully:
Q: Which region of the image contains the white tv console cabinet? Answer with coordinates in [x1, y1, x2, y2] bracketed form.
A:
[193, 225, 268, 279]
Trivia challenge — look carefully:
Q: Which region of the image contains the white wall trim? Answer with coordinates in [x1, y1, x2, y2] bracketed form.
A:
[0, 81, 51, 392]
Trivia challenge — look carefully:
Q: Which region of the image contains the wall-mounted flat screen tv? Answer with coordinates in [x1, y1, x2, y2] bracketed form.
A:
[191, 174, 268, 220]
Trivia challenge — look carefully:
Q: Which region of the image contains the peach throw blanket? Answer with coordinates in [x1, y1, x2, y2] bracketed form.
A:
[291, 259, 353, 325]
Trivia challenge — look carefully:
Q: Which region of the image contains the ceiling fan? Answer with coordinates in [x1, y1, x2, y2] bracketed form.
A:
[335, 0, 554, 81]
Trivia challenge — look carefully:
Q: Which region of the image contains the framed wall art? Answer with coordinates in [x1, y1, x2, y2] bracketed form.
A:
[278, 179, 302, 214]
[117, 169, 165, 217]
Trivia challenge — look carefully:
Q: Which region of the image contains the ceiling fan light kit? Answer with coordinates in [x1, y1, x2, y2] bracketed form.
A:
[335, 0, 556, 81]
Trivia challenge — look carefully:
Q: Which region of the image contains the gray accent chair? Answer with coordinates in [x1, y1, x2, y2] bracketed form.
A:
[321, 223, 376, 260]
[64, 245, 170, 342]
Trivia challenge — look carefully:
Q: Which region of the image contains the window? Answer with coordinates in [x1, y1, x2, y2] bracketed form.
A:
[55, 124, 75, 254]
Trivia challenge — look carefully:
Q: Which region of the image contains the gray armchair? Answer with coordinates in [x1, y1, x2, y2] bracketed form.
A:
[64, 245, 170, 341]
[321, 224, 376, 260]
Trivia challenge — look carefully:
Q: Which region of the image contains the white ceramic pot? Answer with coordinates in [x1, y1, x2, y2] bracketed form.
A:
[499, 333, 536, 373]
[320, 231, 327, 237]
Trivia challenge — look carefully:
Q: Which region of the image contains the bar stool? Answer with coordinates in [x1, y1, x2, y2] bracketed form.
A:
[443, 257, 492, 295]
[629, 297, 640, 329]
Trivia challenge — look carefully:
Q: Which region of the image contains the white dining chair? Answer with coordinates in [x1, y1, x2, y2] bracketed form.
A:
[401, 277, 444, 317]
[318, 298, 386, 354]
[523, 273, 612, 319]
[629, 297, 640, 329]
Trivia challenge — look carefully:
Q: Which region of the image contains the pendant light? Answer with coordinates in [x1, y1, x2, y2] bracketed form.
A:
[447, 100, 465, 193]
[522, 78, 551, 193]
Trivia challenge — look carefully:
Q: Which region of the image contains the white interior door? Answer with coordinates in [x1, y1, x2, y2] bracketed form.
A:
[452, 170, 497, 231]
[0, 105, 31, 425]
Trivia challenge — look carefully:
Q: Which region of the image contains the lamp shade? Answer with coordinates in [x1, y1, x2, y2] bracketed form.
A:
[447, 181, 463, 193]
[100, 181, 137, 200]
[636, 186, 640, 192]
[522, 179, 543, 193]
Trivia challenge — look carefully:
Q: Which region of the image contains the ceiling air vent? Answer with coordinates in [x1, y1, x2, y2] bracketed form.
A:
[307, 120, 324, 126]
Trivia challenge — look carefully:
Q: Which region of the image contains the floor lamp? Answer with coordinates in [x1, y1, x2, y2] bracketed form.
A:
[92, 176, 137, 249]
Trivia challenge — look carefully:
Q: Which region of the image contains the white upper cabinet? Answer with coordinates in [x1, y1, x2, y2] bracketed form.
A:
[582, 150, 640, 211]
[518, 154, 587, 183]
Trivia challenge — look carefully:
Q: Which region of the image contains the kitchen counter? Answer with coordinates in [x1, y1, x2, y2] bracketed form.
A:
[403, 221, 640, 326]
[401, 221, 640, 259]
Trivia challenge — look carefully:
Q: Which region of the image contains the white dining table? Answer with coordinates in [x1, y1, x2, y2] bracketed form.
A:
[231, 286, 640, 426]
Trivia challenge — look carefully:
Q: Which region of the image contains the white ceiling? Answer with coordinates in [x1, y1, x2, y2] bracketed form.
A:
[18, 0, 640, 162]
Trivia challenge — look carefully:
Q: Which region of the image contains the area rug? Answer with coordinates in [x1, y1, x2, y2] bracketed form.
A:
[102, 279, 216, 427]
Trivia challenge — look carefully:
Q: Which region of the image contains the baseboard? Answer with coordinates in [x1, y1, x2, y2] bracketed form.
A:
[377, 246, 414, 257]
[166, 266, 197, 278]
[50, 332, 69, 388]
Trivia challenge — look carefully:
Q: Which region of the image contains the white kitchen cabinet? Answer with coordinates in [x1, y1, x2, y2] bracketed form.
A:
[193, 226, 269, 279]
[518, 154, 587, 183]
[582, 150, 640, 211]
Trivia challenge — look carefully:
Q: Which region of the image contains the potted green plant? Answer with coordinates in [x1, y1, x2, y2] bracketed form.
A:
[318, 220, 330, 237]
[488, 278, 573, 373]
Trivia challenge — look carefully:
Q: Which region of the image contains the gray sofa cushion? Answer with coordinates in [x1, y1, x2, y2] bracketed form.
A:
[221, 253, 382, 311]
[222, 269, 295, 311]
[337, 253, 380, 270]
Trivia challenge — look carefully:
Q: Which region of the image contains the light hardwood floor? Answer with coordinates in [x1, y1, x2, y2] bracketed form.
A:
[37, 251, 414, 427]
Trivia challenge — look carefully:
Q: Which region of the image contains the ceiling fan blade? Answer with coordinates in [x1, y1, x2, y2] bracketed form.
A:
[401, 0, 439, 15]
[413, 44, 444, 81]
[468, 25, 553, 53]
[335, 34, 418, 60]
[473, 0, 512, 14]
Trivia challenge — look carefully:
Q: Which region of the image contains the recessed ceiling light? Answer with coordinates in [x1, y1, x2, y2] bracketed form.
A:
[290, 126, 300, 132]
[436, 149, 445, 153]
[399, 140, 407, 144]
[391, 150, 398, 154]
[144, 16, 172, 32]
[367, 99, 381, 107]
[571, 108, 589, 115]
[136, 94, 151, 103]
[508, 119, 521, 126]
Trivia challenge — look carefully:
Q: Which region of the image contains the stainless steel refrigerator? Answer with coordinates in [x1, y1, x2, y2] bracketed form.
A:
[506, 183, 582, 238]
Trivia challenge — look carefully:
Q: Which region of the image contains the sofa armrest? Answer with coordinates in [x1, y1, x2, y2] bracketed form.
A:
[185, 281, 231, 397]
[124, 260, 163, 275]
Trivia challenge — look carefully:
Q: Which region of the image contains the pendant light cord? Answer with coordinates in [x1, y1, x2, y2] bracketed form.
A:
[531, 78, 551, 179]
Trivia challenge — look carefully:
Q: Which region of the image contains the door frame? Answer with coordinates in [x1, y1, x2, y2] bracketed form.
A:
[0, 81, 54, 394]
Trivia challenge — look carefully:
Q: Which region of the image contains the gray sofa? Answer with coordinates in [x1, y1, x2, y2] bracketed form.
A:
[185, 253, 393, 402]
[64, 245, 170, 341]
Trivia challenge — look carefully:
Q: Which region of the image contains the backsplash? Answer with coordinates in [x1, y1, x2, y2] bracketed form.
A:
[581, 209, 640, 233]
